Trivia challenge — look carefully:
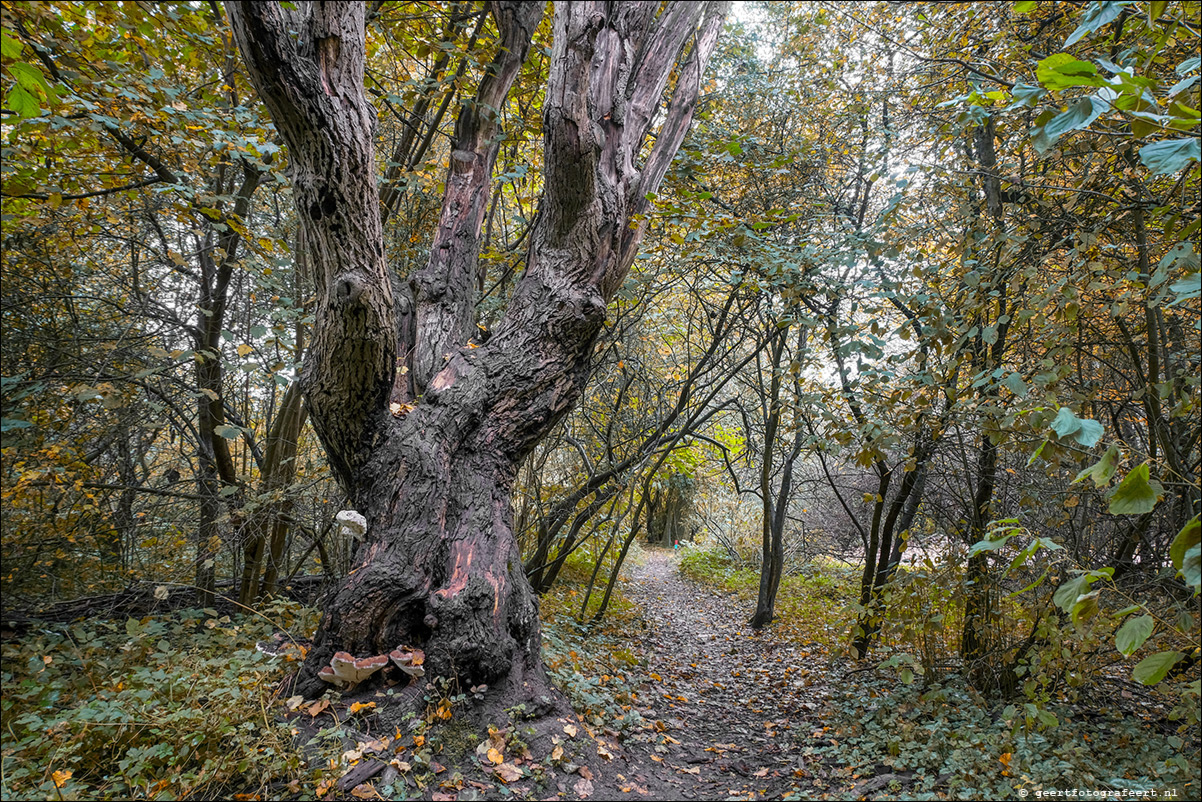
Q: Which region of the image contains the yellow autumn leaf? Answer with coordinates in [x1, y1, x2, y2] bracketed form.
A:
[487, 747, 504, 765]
[237, 343, 253, 357]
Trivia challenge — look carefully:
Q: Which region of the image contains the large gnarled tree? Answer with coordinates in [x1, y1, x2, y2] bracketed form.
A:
[227, 0, 726, 709]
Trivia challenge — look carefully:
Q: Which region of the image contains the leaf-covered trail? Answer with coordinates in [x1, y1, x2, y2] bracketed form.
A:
[589, 548, 843, 800]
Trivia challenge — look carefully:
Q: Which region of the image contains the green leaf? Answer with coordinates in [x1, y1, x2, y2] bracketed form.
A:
[1043, 96, 1109, 141]
[970, 535, 1013, 557]
[1132, 650, 1183, 685]
[1049, 407, 1083, 439]
[1182, 544, 1201, 593]
[1006, 83, 1046, 111]
[1074, 418, 1104, 448]
[1170, 515, 1201, 570]
[1053, 574, 1092, 614]
[1070, 591, 1100, 624]
[1170, 515, 1201, 593]
[6, 84, 39, 118]
[1073, 444, 1120, 486]
[1036, 53, 1107, 91]
[1004, 537, 1062, 579]
[0, 417, 34, 432]
[1167, 272, 1200, 306]
[213, 424, 242, 440]
[1002, 372, 1029, 397]
[1064, 1, 1135, 47]
[1014, 1, 1039, 13]
[8, 61, 55, 103]
[0, 31, 22, 59]
[1107, 462, 1162, 515]
[1048, 407, 1103, 447]
[1115, 614, 1154, 656]
[1139, 138, 1201, 176]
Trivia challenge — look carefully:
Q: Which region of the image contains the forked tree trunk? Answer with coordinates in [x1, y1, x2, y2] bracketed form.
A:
[228, 1, 727, 707]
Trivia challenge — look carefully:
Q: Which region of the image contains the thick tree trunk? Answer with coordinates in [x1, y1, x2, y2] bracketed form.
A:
[228, 0, 727, 709]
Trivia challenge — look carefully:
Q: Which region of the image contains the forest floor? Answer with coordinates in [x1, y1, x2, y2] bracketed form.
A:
[582, 547, 846, 801]
[4, 548, 1194, 801]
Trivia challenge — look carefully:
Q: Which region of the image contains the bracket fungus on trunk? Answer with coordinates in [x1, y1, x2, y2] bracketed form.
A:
[388, 646, 426, 679]
[335, 510, 368, 542]
[318, 651, 390, 691]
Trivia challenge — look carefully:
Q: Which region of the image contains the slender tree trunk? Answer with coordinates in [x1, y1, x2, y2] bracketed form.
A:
[239, 380, 308, 605]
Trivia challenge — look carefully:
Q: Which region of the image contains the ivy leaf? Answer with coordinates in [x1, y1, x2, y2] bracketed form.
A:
[1064, 1, 1135, 47]
[1036, 53, 1107, 91]
[1114, 614, 1154, 657]
[1139, 138, 1201, 176]
[1107, 462, 1162, 515]
[1073, 444, 1120, 487]
[1131, 650, 1183, 685]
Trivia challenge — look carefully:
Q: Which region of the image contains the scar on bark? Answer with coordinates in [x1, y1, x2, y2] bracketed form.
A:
[318, 35, 342, 95]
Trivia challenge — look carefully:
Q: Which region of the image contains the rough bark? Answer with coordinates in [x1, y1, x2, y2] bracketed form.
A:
[408, 1, 544, 394]
[228, 0, 727, 708]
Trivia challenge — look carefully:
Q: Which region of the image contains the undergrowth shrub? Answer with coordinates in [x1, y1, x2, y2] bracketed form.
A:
[0, 600, 323, 800]
[539, 565, 645, 734]
[679, 547, 857, 650]
[875, 525, 1199, 734]
[791, 674, 1198, 801]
